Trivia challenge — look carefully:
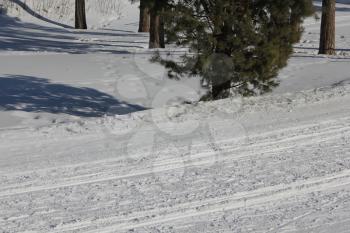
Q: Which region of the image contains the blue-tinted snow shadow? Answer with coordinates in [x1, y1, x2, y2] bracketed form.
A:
[293, 46, 350, 55]
[7, 0, 73, 29]
[0, 14, 146, 54]
[314, 0, 350, 12]
[0, 75, 146, 117]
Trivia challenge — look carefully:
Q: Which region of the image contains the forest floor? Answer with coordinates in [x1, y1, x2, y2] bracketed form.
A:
[0, 1, 350, 232]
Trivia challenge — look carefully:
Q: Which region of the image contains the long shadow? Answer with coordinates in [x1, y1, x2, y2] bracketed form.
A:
[6, 0, 146, 38]
[314, 5, 350, 12]
[0, 15, 91, 53]
[0, 75, 146, 117]
[9, 0, 73, 28]
[314, 0, 350, 12]
[0, 14, 143, 53]
[294, 46, 350, 53]
[71, 30, 148, 38]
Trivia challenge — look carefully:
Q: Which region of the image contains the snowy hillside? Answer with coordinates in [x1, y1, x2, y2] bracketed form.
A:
[0, 0, 350, 232]
[0, 0, 137, 29]
[1, 78, 350, 233]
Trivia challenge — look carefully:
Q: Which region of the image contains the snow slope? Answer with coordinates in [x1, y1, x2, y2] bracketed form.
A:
[0, 1, 202, 129]
[0, 79, 350, 233]
[0, 1, 350, 232]
[0, 1, 350, 130]
[1, 0, 132, 29]
[276, 0, 350, 93]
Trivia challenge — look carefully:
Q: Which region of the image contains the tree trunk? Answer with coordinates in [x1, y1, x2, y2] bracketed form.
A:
[212, 80, 232, 100]
[159, 13, 165, 48]
[149, 0, 165, 49]
[319, 0, 335, 55]
[210, 1, 249, 99]
[211, 29, 232, 99]
[75, 0, 87, 29]
[138, 0, 150, 32]
[149, 10, 160, 48]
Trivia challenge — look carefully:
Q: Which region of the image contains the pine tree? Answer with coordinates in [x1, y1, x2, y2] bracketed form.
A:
[75, 0, 87, 29]
[319, 0, 336, 55]
[155, 0, 314, 99]
[291, 0, 314, 43]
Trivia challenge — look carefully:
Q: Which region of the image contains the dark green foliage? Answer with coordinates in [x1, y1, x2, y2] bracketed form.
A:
[155, 0, 314, 99]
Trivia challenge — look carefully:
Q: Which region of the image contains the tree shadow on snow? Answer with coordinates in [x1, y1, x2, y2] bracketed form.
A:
[0, 14, 146, 54]
[0, 75, 146, 117]
[314, 0, 350, 12]
[293, 46, 350, 55]
[7, 0, 73, 29]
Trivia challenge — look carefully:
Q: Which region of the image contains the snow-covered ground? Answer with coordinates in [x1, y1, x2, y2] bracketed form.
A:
[1, 0, 128, 29]
[0, 1, 350, 232]
[0, 0, 203, 129]
[276, 0, 350, 93]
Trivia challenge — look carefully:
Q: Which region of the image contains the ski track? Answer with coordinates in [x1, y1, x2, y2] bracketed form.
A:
[1, 85, 350, 233]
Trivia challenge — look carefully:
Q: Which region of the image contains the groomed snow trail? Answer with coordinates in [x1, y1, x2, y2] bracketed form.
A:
[0, 84, 349, 233]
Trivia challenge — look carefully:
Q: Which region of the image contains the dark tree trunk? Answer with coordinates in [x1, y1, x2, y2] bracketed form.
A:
[138, 0, 150, 32]
[149, 0, 165, 49]
[211, 19, 233, 98]
[212, 81, 232, 100]
[159, 13, 165, 48]
[149, 10, 160, 48]
[319, 0, 335, 55]
[75, 0, 87, 29]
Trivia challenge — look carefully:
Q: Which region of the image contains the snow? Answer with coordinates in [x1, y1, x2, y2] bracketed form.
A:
[1, 0, 132, 29]
[0, 1, 350, 232]
[276, 1, 350, 93]
[1, 81, 350, 233]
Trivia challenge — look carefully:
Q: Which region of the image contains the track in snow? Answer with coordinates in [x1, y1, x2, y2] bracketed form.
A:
[1, 84, 350, 233]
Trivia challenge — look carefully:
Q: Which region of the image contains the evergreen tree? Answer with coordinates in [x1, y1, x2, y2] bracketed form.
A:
[291, 0, 314, 43]
[155, 0, 314, 99]
[319, 0, 336, 55]
[75, 0, 87, 29]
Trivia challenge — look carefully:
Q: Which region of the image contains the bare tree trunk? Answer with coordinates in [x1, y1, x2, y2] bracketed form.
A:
[319, 0, 335, 55]
[211, 23, 232, 100]
[149, 0, 165, 49]
[149, 10, 160, 48]
[138, 0, 150, 32]
[159, 14, 165, 48]
[212, 80, 232, 100]
[75, 0, 87, 29]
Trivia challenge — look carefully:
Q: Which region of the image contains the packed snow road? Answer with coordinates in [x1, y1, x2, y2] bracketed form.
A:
[0, 84, 349, 233]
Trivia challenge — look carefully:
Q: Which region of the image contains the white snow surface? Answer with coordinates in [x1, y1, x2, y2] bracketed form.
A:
[1, 0, 133, 29]
[0, 1, 350, 233]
